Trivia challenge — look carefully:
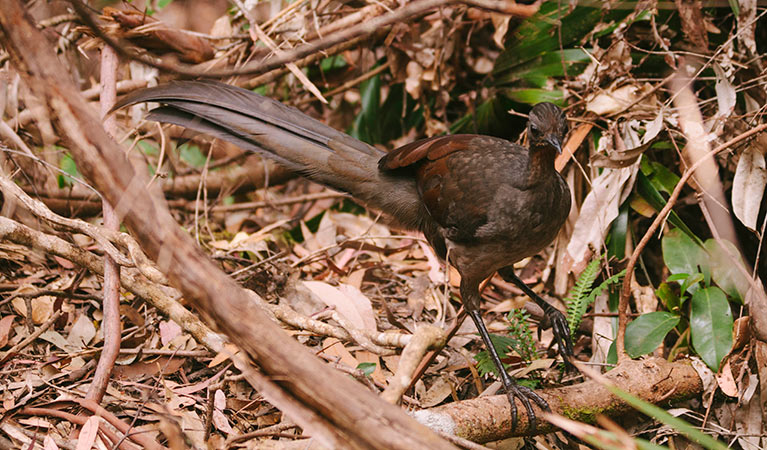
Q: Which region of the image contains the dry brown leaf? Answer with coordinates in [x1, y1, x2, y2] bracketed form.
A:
[564, 158, 639, 274]
[11, 294, 54, 324]
[67, 314, 96, 350]
[302, 281, 377, 332]
[160, 320, 183, 347]
[112, 356, 185, 379]
[43, 436, 59, 450]
[586, 83, 653, 116]
[555, 123, 592, 172]
[209, 343, 239, 368]
[0, 315, 15, 348]
[713, 64, 736, 120]
[715, 358, 738, 397]
[321, 337, 359, 368]
[212, 389, 233, 434]
[75, 416, 100, 450]
[732, 145, 766, 232]
[418, 374, 453, 408]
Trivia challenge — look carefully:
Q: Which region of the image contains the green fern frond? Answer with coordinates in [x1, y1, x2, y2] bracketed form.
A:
[506, 309, 538, 362]
[474, 310, 538, 377]
[565, 258, 602, 332]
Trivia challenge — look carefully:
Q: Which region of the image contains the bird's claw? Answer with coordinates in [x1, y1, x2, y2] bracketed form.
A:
[501, 378, 550, 432]
[547, 307, 575, 367]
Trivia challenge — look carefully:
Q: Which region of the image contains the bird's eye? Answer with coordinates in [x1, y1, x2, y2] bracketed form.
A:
[530, 125, 540, 135]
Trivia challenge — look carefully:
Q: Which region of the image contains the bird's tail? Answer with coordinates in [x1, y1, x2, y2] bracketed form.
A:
[112, 80, 391, 195]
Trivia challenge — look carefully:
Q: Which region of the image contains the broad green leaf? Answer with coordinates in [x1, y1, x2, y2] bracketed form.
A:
[703, 239, 751, 302]
[666, 273, 689, 282]
[656, 282, 680, 312]
[57, 152, 81, 188]
[494, 49, 591, 88]
[356, 362, 376, 377]
[350, 72, 382, 144]
[647, 161, 680, 195]
[625, 312, 680, 358]
[450, 97, 518, 136]
[636, 172, 701, 243]
[690, 287, 733, 371]
[493, 2, 605, 74]
[679, 273, 704, 298]
[320, 54, 347, 72]
[607, 203, 629, 260]
[505, 88, 564, 106]
[662, 229, 705, 277]
[138, 140, 159, 156]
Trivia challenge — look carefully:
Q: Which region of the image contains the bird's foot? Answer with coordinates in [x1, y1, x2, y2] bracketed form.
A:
[497, 267, 575, 368]
[547, 307, 575, 369]
[499, 373, 550, 432]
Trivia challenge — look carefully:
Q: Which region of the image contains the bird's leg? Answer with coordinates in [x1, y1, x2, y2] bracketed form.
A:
[497, 267, 574, 364]
[461, 281, 548, 431]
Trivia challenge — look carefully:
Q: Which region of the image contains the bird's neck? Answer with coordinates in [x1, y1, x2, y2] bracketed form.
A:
[526, 147, 557, 182]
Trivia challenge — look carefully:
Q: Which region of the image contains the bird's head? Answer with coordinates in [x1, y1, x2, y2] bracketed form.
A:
[527, 102, 568, 155]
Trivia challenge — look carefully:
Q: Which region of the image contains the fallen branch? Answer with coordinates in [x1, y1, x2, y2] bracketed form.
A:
[413, 358, 703, 441]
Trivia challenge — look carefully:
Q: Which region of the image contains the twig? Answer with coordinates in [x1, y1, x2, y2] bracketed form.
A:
[233, 0, 327, 103]
[296, 62, 392, 106]
[0, 310, 63, 363]
[0, 289, 101, 307]
[208, 191, 347, 213]
[86, 41, 121, 404]
[224, 422, 300, 447]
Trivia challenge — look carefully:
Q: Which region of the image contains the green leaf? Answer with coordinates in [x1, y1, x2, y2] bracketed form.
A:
[350, 71, 382, 144]
[636, 172, 701, 244]
[178, 143, 207, 168]
[703, 239, 751, 303]
[357, 362, 376, 377]
[666, 273, 688, 282]
[494, 49, 591, 88]
[138, 140, 159, 156]
[565, 258, 602, 332]
[606, 341, 617, 366]
[625, 312, 680, 358]
[690, 287, 733, 371]
[656, 282, 680, 312]
[493, 2, 605, 74]
[504, 88, 564, 106]
[679, 273, 704, 297]
[450, 97, 518, 136]
[607, 203, 628, 260]
[320, 54, 347, 72]
[662, 229, 705, 277]
[474, 333, 516, 376]
[647, 161, 680, 196]
[57, 152, 81, 188]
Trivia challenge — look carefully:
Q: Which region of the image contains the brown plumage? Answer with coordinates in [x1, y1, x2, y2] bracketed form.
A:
[113, 80, 573, 430]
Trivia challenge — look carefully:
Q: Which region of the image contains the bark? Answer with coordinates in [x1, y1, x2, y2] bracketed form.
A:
[413, 358, 703, 442]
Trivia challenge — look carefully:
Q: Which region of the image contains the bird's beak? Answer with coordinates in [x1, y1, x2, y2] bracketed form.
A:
[545, 135, 563, 154]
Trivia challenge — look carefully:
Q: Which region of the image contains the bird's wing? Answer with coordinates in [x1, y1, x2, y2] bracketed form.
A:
[378, 134, 480, 170]
[381, 135, 516, 242]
